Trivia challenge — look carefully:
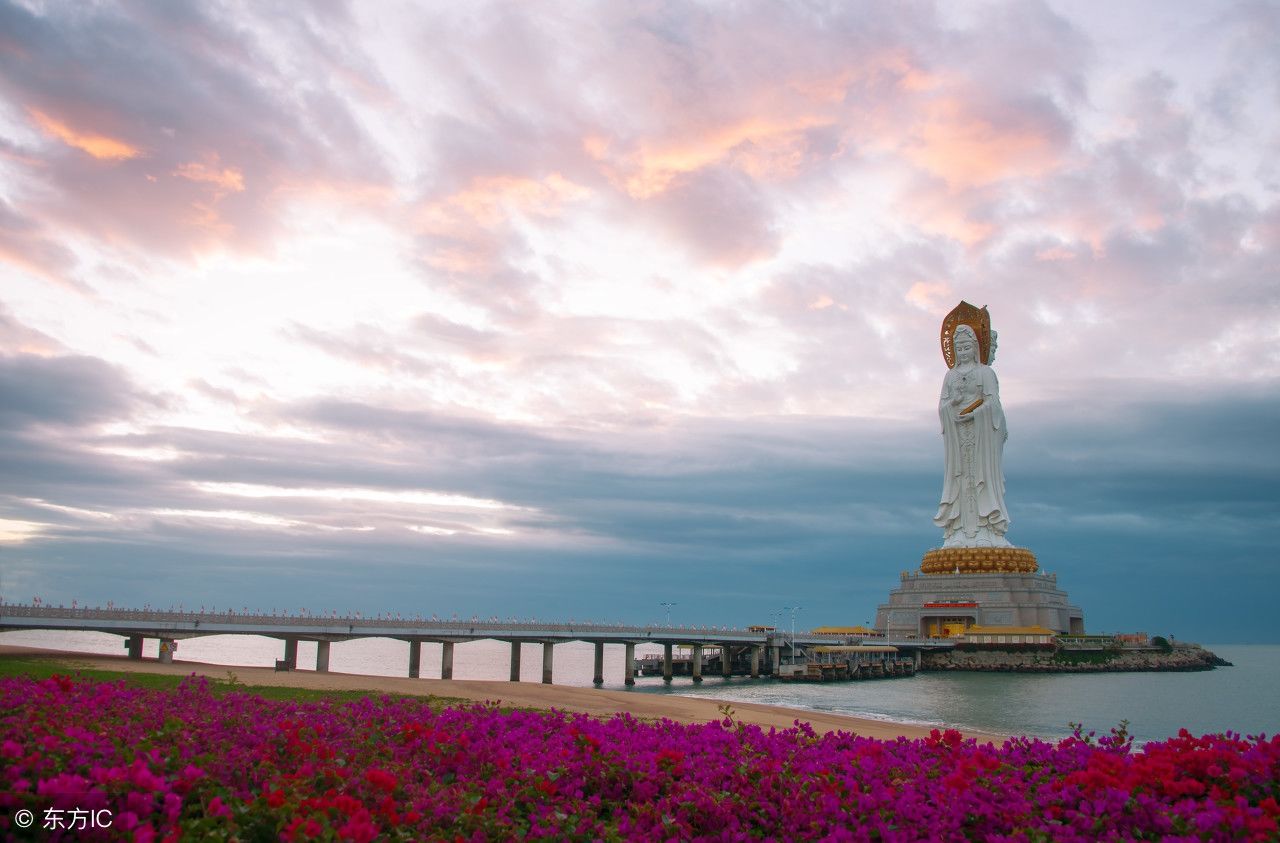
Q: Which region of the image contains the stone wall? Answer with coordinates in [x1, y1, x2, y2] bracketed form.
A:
[921, 645, 1229, 673]
[875, 571, 1084, 638]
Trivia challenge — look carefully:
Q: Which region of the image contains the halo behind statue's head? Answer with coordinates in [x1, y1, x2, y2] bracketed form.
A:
[940, 301, 992, 368]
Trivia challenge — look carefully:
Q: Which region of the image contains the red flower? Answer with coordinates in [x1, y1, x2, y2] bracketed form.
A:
[337, 817, 379, 843]
[927, 728, 964, 748]
[656, 748, 685, 765]
[364, 767, 397, 792]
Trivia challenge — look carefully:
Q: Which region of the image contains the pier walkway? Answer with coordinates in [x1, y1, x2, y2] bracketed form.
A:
[0, 604, 953, 685]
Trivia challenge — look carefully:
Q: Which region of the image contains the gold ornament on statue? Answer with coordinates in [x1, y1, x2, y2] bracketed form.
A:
[940, 301, 992, 368]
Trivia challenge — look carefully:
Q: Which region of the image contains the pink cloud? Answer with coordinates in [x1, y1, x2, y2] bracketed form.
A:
[172, 155, 245, 195]
[0, 197, 85, 290]
[0, 2, 393, 264]
[2, 0, 1274, 404]
[28, 108, 142, 161]
[899, 96, 1068, 189]
[643, 166, 780, 268]
[905, 281, 954, 311]
[1034, 246, 1078, 262]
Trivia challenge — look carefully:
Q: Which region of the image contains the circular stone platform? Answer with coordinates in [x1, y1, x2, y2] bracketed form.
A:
[920, 546, 1038, 575]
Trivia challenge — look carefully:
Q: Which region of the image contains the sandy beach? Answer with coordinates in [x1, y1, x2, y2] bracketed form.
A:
[1, 644, 1005, 742]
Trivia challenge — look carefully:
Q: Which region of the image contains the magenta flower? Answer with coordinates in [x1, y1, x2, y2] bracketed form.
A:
[1, 673, 1277, 841]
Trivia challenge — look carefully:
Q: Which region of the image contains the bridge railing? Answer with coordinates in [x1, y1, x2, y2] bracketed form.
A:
[0, 604, 954, 647]
[0, 604, 766, 637]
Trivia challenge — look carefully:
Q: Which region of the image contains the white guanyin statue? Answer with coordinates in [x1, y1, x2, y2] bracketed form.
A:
[933, 306, 1011, 548]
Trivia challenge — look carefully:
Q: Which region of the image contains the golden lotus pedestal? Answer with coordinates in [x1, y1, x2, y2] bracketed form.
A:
[920, 546, 1038, 575]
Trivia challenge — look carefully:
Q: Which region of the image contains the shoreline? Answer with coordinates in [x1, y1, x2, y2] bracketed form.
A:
[921, 645, 1230, 673]
[0, 644, 1006, 743]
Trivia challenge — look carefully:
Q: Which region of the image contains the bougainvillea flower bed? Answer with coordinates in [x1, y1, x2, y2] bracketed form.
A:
[1, 675, 1277, 841]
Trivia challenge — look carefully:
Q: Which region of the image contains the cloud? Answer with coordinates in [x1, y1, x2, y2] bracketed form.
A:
[645, 165, 780, 267]
[373, 0, 1102, 333]
[2, 383, 1275, 637]
[284, 309, 758, 423]
[27, 107, 141, 161]
[286, 322, 442, 378]
[0, 0, 391, 260]
[0, 353, 145, 428]
[172, 154, 245, 195]
[0, 303, 62, 355]
[901, 94, 1072, 190]
[0, 359, 1274, 640]
[406, 173, 591, 322]
[0, 197, 83, 288]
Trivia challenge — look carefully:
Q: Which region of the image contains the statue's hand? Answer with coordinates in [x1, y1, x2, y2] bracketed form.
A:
[956, 412, 974, 423]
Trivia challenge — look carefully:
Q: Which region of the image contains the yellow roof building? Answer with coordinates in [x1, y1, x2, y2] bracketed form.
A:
[963, 625, 1055, 635]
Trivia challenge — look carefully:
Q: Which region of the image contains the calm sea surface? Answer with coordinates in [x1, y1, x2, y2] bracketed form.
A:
[3, 630, 1275, 743]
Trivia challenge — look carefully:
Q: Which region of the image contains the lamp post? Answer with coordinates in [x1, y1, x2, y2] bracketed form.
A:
[783, 606, 803, 665]
[660, 602, 676, 626]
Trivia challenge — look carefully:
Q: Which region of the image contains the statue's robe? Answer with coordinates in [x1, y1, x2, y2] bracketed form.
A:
[933, 363, 1009, 546]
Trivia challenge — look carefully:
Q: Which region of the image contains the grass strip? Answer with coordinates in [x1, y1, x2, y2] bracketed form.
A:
[0, 654, 473, 709]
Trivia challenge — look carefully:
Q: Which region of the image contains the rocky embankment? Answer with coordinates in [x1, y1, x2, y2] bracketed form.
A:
[922, 646, 1231, 673]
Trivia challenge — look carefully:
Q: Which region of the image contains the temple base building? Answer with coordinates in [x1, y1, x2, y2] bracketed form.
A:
[874, 547, 1084, 638]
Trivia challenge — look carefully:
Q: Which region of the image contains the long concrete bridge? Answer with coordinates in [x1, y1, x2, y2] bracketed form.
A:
[0, 604, 953, 685]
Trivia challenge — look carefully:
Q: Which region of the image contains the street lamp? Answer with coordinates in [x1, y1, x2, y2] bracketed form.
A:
[783, 606, 803, 665]
[660, 602, 677, 626]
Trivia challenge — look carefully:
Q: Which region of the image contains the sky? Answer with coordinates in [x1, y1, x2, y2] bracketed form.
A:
[0, 1, 1277, 643]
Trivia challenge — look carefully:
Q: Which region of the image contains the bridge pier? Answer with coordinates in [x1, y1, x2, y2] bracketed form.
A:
[509, 640, 522, 681]
[441, 641, 454, 680]
[126, 635, 143, 660]
[408, 640, 421, 678]
[158, 639, 175, 664]
[771, 644, 782, 676]
[593, 642, 604, 685]
[721, 645, 732, 678]
[541, 641, 554, 684]
[691, 644, 703, 683]
[283, 638, 298, 671]
[316, 641, 331, 673]
[662, 643, 673, 681]
[751, 645, 761, 678]
[624, 642, 636, 686]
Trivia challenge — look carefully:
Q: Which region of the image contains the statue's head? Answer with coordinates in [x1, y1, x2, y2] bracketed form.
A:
[953, 325, 979, 363]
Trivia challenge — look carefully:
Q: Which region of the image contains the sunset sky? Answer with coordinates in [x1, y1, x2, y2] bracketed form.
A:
[1, 1, 1276, 642]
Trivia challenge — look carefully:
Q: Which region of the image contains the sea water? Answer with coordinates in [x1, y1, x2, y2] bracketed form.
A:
[630, 645, 1280, 743]
[3, 630, 1274, 743]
